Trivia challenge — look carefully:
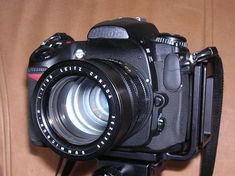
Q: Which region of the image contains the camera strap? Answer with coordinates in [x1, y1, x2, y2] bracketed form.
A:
[55, 157, 76, 176]
[200, 53, 223, 176]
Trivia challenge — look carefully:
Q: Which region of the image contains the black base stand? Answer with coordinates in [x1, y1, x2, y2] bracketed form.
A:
[93, 159, 163, 176]
[92, 150, 164, 176]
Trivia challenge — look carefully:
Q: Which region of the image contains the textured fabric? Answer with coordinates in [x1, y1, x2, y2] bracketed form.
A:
[0, 0, 235, 175]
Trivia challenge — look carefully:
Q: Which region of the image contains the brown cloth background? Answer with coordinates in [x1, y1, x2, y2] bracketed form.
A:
[0, 0, 235, 175]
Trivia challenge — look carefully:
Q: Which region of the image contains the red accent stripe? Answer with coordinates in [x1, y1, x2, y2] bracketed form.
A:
[66, 40, 72, 44]
[28, 73, 42, 81]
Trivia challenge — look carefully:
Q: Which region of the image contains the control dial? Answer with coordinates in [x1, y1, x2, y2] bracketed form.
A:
[155, 33, 188, 48]
[33, 33, 74, 61]
[41, 33, 74, 48]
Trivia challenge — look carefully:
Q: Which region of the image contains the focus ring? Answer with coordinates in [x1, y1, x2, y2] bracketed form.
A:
[91, 60, 151, 135]
[108, 61, 150, 134]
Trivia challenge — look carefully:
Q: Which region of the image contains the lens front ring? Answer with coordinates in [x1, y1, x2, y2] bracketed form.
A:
[32, 59, 150, 160]
[33, 61, 124, 160]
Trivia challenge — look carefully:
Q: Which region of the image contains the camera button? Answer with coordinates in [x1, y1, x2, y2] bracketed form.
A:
[154, 94, 166, 107]
[34, 47, 54, 61]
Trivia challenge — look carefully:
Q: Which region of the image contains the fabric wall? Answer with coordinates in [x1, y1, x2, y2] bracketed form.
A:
[0, 0, 235, 175]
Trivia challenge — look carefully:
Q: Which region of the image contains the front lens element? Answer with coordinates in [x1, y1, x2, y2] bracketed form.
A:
[48, 76, 109, 145]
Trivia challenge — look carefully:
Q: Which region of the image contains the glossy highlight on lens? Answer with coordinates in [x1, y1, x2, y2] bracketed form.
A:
[48, 76, 109, 145]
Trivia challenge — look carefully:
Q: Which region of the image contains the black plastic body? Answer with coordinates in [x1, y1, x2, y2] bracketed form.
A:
[28, 18, 215, 161]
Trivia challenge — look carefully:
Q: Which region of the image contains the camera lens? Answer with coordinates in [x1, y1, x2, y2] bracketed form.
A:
[48, 76, 109, 145]
[33, 60, 152, 159]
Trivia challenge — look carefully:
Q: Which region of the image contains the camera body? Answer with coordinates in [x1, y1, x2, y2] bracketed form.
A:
[28, 18, 218, 162]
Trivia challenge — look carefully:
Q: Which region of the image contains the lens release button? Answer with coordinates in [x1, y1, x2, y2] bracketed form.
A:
[154, 94, 166, 107]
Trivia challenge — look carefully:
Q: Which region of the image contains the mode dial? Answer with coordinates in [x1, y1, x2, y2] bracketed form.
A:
[41, 33, 74, 48]
[32, 33, 74, 61]
[155, 33, 188, 48]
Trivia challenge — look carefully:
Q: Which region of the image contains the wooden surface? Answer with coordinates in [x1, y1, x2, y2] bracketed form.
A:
[0, 0, 235, 175]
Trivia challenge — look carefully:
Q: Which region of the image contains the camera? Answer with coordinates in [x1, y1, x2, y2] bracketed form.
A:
[28, 18, 223, 175]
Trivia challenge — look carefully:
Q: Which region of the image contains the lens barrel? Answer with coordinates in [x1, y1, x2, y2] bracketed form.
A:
[32, 59, 151, 160]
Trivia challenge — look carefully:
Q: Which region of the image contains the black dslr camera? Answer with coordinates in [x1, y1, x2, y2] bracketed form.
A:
[28, 18, 223, 176]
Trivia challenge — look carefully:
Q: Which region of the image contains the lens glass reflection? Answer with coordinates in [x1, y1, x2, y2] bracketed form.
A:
[48, 76, 109, 145]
